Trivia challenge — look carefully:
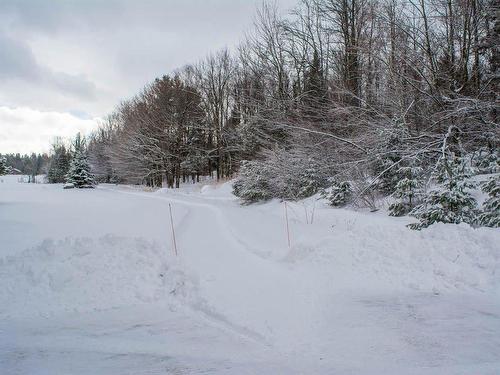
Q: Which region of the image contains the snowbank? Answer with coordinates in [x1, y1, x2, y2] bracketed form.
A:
[0, 235, 196, 318]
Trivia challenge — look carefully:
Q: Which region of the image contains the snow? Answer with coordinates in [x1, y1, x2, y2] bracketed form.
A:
[1, 175, 500, 374]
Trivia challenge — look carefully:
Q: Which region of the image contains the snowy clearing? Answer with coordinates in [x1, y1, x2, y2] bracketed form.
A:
[1, 175, 499, 374]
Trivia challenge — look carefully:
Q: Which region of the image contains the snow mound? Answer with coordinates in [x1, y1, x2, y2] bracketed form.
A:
[287, 220, 500, 295]
[0, 235, 196, 318]
[200, 181, 235, 197]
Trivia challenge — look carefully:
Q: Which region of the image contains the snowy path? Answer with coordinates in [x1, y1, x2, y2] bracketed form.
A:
[1, 177, 500, 374]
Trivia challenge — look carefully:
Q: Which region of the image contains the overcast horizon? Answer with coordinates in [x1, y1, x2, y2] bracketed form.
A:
[0, 0, 295, 155]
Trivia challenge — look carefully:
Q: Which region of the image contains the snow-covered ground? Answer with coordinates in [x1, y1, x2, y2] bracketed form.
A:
[1, 175, 499, 374]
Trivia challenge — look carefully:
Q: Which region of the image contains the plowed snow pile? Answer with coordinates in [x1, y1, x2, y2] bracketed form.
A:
[1, 235, 194, 319]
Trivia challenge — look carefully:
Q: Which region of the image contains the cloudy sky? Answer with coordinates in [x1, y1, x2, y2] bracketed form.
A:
[0, 0, 295, 154]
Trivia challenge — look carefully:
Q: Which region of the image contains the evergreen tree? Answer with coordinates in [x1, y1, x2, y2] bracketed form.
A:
[389, 164, 423, 216]
[478, 175, 500, 228]
[0, 156, 8, 175]
[26, 153, 46, 183]
[408, 155, 477, 230]
[374, 125, 411, 195]
[303, 50, 327, 110]
[322, 180, 352, 207]
[47, 143, 71, 183]
[297, 164, 327, 198]
[66, 133, 95, 188]
[474, 147, 499, 174]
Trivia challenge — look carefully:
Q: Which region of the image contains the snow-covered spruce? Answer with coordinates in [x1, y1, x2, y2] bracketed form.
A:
[322, 180, 352, 207]
[65, 133, 96, 189]
[0, 156, 8, 175]
[408, 155, 477, 230]
[473, 147, 499, 174]
[47, 143, 71, 183]
[373, 125, 411, 195]
[66, 150, 95, 188]
[388, 164, 423, 217]
[478, 175, 500, 228]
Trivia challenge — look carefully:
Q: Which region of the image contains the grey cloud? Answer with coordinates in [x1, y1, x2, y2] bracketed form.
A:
[0, 1, 267, 34]
[0, 0, 297, 117]
[0, 32, 40, 80]
[0, 0, 125, 33]
[0, 32, 96, 99]
[47, 71, 97, 100]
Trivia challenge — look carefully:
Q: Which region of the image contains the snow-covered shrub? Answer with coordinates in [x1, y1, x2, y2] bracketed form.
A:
[232, 160, 273, 204]
[322, 180, 352, 207]
[388, 164, 423, 216]
[345, 167, 380, 211]
[408, 155, 477, 230]
[478, 175, 500, 228]
[233, 148, 329, 203]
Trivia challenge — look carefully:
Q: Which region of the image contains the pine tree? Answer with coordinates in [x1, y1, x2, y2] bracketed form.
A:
[389, 164, 423, 216]
[47, 143, 70, 183]
[297, 164, 327, 199]
[65, 133, 95, 188]
[408, 155, 477, 229]
[303, 50, 327, 110]
[475, 147, 499, 174]
[374, 125, 411, 195]
[0, 156, 8, 176]
[478, 175, 500, 228]
[322, 180, 352, 207]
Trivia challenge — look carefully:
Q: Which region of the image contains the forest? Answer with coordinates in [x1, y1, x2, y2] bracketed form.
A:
[0, 152, 49, 178]
[10, 0, 499, 228]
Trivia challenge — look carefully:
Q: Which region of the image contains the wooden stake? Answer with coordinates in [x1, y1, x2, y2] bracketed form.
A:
[169, 203, 178, 256]
[284, 201, 291, 249]
[310, 201, 316, 225]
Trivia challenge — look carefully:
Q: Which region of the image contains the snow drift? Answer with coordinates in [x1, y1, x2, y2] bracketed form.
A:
[0, 235, 195, 319]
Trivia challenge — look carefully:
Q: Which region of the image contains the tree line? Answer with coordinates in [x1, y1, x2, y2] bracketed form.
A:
[1, 135, 95, 189]
[42, 0, 499, 227]
[0, 153, 50, 181]
[85, 0, 497, 187]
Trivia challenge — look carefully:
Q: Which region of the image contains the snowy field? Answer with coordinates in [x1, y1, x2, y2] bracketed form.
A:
[1, 174, 499, 374]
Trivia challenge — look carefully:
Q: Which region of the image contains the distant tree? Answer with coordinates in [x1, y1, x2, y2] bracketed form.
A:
[47, 139, 71, 183]
[25, 153, 47, 183]
[0, 156, 9, 175]
[1, 153, 49, 176]
[88, 118, 116, 183]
